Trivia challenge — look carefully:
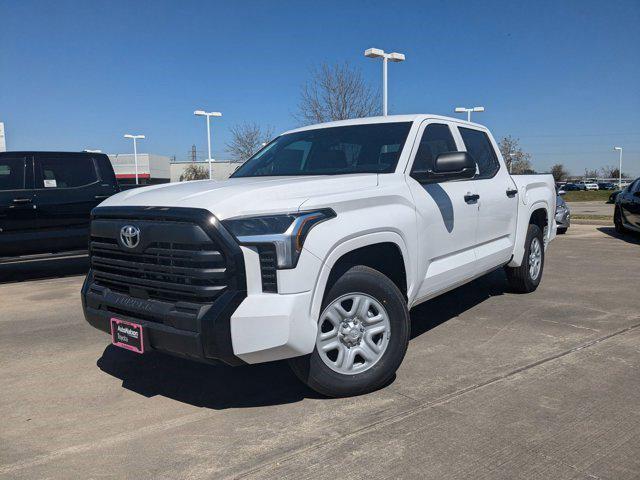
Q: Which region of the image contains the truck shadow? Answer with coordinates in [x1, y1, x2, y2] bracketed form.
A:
[0, 256, 89, 285]
[597, 226, 640, 245]
[97, 268, 508, 409]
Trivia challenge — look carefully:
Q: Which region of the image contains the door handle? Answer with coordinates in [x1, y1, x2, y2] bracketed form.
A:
[12, 198, 32, 204]
[94, 195, 110, 200]
[464, 193, 480, 203]
[506, 189, 518, 197]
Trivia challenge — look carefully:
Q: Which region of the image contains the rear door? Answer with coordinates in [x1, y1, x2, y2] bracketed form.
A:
[0, 154, 38, 256]
[406, 121, 480, 301]
[457, 126, 518, 273]
[33, 153, 104, 252]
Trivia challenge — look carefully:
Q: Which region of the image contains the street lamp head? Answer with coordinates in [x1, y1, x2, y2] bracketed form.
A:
[473, 106, 485, 112]
[454, 107, 467, 113]
[614, 146, 622, 151]
[124, 134, 145, 139]
[364, 47, 385, 58]
[388, 52, 405, 62]
[194, 110, 222, 117]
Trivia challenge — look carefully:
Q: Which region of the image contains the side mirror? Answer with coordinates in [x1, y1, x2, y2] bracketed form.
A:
[411, 152, 476, 183]
[633, 191, 640, 198]
[558, 190, 566, 196]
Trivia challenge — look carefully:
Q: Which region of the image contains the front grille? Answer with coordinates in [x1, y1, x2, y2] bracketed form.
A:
[89, 221, 229, 304]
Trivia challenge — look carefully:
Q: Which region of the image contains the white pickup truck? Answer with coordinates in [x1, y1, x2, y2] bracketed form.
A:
[82, 114, 556, 397]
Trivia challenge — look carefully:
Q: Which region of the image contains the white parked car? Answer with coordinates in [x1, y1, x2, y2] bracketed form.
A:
[82, 114, 556, 397]
[579, 181, 599, 190]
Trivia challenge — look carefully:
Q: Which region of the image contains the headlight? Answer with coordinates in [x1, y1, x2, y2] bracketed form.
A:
[222, 209, 336, 269]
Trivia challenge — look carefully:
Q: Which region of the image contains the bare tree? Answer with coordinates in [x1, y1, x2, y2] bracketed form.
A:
[296, 62, 380, 125]
[226, 122, 274, 162]
[583, 168, 599, 179]
[599, 165, 629, 179]
[550, 163, 568, 182]
[498, 135, 533, 174]
[179, 163, 208, 181]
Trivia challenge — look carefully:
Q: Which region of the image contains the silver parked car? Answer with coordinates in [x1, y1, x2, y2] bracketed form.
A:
[555, 193, 570, 234]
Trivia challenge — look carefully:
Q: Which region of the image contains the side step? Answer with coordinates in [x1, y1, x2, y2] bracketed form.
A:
[0, 250, 88, 265]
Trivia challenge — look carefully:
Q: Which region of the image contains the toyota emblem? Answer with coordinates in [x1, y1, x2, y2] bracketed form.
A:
[120, 225, 140, 248]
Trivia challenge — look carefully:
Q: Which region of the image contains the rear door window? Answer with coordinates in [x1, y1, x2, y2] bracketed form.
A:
[458, 127, 500, 179]
[0, 157, 26, 191]
[35, 155, 98, 189]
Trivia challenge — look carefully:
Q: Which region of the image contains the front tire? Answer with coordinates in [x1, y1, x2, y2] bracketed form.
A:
[505, 224, 545, 293]
[289, 265, 410, 397]
[557, 227, 567, 235]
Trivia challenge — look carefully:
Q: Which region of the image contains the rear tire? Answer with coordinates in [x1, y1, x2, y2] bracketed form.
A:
[505, 224, 545, 293]
[614, 206, 628, 234]
[557, 227, 567, 235]
[289, 265, 410, 397]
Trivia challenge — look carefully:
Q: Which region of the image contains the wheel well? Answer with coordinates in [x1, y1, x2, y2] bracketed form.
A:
[529, 207, 548, 231]
[325, 242, 407, 299]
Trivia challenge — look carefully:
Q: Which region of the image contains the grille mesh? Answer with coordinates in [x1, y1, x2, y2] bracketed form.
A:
[257, 244, 278, 293]
[90, 234, 227, 304]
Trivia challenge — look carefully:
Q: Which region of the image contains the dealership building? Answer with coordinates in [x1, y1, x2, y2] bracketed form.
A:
[107, 153, 171, 185]
[107, 154, 241, 184]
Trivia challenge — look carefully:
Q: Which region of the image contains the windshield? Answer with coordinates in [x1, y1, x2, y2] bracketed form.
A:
[232, 122, 412, 177]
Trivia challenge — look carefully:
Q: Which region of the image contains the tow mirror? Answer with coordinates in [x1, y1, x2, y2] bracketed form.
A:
[411, 152, 477, 183]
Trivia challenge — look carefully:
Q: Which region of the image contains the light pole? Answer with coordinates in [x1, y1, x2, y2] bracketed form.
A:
[614, 146, 623, 189]
[194, 110, 222, 179]
[455, 106, 485, 122]
[364, 48, 405, 116]
[123, 134, 145, 185]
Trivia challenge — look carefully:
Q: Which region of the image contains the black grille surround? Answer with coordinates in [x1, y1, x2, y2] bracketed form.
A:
[81, 206, 247, 366]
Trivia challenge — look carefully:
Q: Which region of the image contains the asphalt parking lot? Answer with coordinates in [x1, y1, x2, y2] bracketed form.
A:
[1, 225, 639, 480]
[566, 201, 614, 217]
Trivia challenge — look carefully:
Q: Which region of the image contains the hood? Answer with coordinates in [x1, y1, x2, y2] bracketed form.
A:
[99, 174, 379, 219]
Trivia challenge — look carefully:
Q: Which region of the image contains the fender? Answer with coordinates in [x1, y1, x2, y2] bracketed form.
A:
[307, 230, 413, 324]
[509, 199, 551, 267]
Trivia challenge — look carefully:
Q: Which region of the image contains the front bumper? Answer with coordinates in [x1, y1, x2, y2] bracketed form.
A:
[81, 206, 248, 366]
[81, 205, 319, 366]
[82, 270, 246, 365]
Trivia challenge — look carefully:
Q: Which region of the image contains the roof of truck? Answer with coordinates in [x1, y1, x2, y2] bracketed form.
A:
[284, 114, 487, 135]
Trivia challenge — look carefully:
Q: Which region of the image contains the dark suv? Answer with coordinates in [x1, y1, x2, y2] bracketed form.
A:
[614, 177, 640, 235]
[0, 151, 119, 261]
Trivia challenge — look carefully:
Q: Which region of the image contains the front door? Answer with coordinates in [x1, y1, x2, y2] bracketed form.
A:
[406, 121, 480, 302]
[0, 154, 38, 256]
[457, 127, 518, 272]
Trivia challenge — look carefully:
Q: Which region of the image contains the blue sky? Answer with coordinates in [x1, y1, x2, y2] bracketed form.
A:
[1, 0, 639, 176]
